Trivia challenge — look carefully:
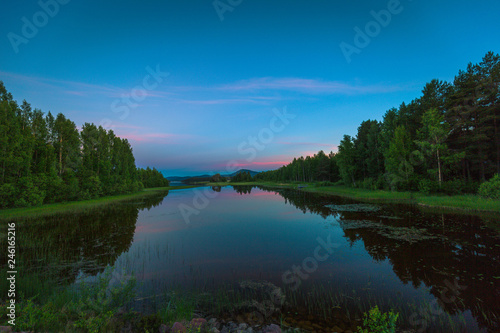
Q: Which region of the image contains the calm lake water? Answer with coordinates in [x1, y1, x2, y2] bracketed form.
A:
[2, 186, 500, 332]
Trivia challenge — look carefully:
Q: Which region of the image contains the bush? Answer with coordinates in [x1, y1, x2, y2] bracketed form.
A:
[357, 306, 399, 333]
[441, 179, 464, 195]
[463, 181, 480, 194]
[359, 178, 374, 190]
[14, 177, 45, 207]
[12, 267, 137, 332]
[478, 174, 500, 199]
[81, 176, 103, 199]
[0, 183, 16, 208]
[418, 178, 439, 195]
[15, 298, 65, 332]
[133, 181, 144, 192]
[374, 176, 385, 190]
[44, 175, 63, 204]
[61, 176, 80, 201]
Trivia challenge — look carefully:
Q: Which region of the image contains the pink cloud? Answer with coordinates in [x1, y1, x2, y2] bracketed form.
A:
[278, 141, 336, 148]
[229, 161, 289, 168]
[210, 159, 290, 171]
[109, 122, 147, 130]
[300, 150, 327, 157]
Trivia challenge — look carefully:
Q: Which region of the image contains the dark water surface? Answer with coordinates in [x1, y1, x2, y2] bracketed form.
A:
[2, 186, 499, 332]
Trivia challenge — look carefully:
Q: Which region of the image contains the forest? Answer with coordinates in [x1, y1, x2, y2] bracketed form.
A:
[0, 81, 169, 209]
[255, 51, 500, 197]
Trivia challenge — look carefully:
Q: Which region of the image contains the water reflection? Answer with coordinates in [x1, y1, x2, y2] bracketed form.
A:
[0, 192, 167, 296]
[247, 186, 500, 332]
[232, 185, 253, 195]
[2, 186, 499, 332]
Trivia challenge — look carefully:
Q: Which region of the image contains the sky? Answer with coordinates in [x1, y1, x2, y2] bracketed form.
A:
[1, 0, 499, 176]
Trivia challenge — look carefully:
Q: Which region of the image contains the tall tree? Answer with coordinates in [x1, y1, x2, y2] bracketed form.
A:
[385, 126, 413, 189]
[416, 108, 458, 186]
[53, 113, 80, 176]
[337, 135, 357, 186]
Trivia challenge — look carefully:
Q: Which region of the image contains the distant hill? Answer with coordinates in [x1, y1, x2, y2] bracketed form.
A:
[167, 174, 212, 181]
[223, 169, 260, 177]
[166, 176, 190, 181]
[168, 169, 260, 183]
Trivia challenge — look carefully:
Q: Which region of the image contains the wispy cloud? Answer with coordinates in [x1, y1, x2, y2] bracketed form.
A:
[109, 122, 148, 130]
[0, 71, 119, 95]
[211, 158, 289, 170]
[2, 71, 409, 108]
[173, 98, 272, 105]
[0, 70, 173, 99]
[224, 161, 289, 168]
[216, 77, 406, 95]
[278, 141, 336, 147]
[121, 132, 193, 144]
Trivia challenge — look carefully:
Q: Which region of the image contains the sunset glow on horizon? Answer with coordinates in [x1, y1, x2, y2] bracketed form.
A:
[2, 0, 498, 176]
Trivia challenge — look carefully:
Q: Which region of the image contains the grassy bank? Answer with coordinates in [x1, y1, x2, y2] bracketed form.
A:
[308, 185, 500, 213]
[9, 181, 496, 220]
[0, 185, 199, 220]
[211, 181, 500, 213]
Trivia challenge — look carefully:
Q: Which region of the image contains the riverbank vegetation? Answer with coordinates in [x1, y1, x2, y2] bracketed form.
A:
[1, 266, 401, 333]
[0, 185, 203, 220]
[209, 181, 500, 213]
[255, 52, 500, 201]
[0, 81, 169, 209]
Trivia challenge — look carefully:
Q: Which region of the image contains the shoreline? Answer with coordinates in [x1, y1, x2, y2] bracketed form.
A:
[207, 181, 500, 215]
[0, 185, 200, 221]
[2, 181, 499, 221]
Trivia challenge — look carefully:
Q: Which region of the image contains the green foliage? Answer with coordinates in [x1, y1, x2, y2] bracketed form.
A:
[441, 179, 466, 195]
[10, 267, 137, 332]
[478, 174, 500, 199]
[136, 314, 163, 332]
[358, 177, 380, 190]
[385, 125, 413, 189]
[15, 298, 66, 331]
[462, 181, 480, 194]
[255, 51, 500, 194]
[0, 81, 169, 209]
[337, 135, 357, 186]
[0, 183, 16, 208]
[357, 306, 399, 333]
[418, 178, 439, 195]
[14, 176, 46, 207]
[138, 167, 170, 188]
[80, 176, 103, 200]
[255, 151, 340, 183]
[210, 173, 226, 183]
[158, 292, 196, 324]
[231, 171, 253, 182]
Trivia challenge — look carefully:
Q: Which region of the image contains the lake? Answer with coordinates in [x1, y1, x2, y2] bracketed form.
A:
[3, 186, 499, 332]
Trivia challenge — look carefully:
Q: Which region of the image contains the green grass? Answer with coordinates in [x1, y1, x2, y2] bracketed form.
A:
[416, 193, 500, 212]
[306, 185, 500, 213]
[5, 180, 496, 220]
[0, 186, 200, 220]
[0, 267, 137, 332]
[219, 181, 500, 213]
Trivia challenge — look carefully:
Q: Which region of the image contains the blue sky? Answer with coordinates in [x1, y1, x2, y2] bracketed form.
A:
[1, 0, 499, 176]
